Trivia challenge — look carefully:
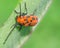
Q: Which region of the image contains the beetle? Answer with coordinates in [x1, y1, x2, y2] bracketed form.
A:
[3, 2, 38, 44]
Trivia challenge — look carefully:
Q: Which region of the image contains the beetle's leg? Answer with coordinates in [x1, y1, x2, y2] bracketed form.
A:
[14, 3, 21, 16]
[21, 2, 28, 16]
[19, 24, 22, 30]
[14, 10, 20, 14]
[3, 23, 18, 44]
[19, 3, 26, 16]
[15, 2, 28, 16]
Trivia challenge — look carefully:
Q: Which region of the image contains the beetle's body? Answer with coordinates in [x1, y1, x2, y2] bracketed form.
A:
[17, 15, 38, 26]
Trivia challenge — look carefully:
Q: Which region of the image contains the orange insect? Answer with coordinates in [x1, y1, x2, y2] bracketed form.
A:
[16, 15, 38, 26]
[3, 2, 38, 44]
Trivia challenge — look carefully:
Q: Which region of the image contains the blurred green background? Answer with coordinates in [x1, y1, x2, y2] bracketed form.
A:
[0, 0, 18, 27]
[0, 0, 60, 48]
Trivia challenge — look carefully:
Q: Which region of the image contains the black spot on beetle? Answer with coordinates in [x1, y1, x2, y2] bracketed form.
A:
[24, 19, 27, 21]
[36, 18, 38, 20]
[30, 20, 32, 22]
[29, 23, 31, 26]
[32, 17, 35, 20]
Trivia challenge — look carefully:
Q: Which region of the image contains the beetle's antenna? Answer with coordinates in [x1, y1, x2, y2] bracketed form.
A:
[24, 2, 27, 14]
[20, 3, 21, 16]
[3, 23, 17, 44]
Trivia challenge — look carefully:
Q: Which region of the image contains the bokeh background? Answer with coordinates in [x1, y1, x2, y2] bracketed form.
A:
[0, 0, 60, 48]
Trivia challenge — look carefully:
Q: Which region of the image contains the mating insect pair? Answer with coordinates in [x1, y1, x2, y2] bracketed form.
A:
[3, 2, 38, 44]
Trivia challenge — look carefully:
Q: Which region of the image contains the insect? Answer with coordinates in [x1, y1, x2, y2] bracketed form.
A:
[3, 2, 38, 44]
